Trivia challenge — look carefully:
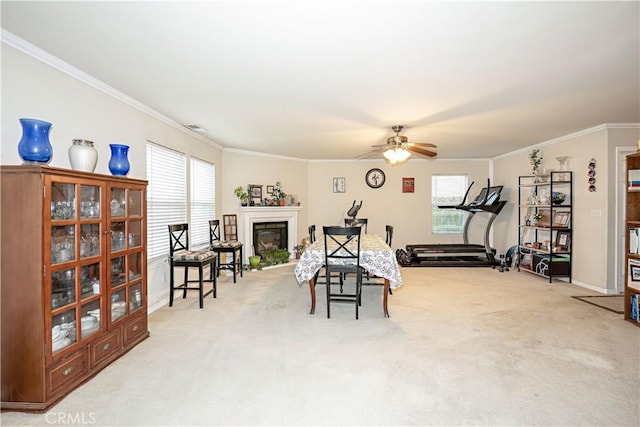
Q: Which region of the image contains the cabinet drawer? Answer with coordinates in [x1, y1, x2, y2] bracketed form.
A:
[123, 314, 147, 347]
[47, 350, 87, 396]
[90, 329, 122, 368]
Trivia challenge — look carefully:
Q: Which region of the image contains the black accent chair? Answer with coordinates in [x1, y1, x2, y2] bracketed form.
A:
[168, 223, 217, 309]
[361, 225, 394, 295]
[344, 218, 368, 233]
[323, 226, 364, 319]
[209, 219, 243, 283]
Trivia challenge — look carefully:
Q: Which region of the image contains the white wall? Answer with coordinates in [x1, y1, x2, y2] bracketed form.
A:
[1, 44, 223, 311]
[221, 149, 309, 250]
[307, 158, 491, 250]
[493, 125, 640, 294]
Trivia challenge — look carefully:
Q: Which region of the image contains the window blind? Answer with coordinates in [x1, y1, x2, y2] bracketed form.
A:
[190, 157, 216, 247]
[146, 143, 187, 261]
[431, 174, 468, 234]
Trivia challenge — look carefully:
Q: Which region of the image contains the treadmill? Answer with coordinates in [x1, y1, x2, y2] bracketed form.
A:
[406, 179, 507, 267]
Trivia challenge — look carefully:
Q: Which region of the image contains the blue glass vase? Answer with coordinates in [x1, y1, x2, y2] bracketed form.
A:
[17, 118, 53, 164]
[108, 144, 130, 176]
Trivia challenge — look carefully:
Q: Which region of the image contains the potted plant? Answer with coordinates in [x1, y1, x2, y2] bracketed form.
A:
[293, 244, 304, 259]
[271, 181, 286, 206]
[234, 186, 249, 206]
[248, 255, 261, 269]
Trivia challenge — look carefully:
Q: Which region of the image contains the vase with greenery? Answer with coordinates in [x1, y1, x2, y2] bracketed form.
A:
[293, 244, 304, 259]
[234, 186, 249, 206]
[271, 181, 286, 206]
[529, 149, 543, 176]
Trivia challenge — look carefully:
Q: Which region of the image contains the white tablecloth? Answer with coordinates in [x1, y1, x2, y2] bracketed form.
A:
[293, 233, 403, 289]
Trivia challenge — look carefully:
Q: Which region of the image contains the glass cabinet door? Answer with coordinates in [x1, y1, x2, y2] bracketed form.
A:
[48, 177, 105, 356]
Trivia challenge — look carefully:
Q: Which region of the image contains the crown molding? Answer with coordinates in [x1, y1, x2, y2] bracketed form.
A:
[1, 28, 223, 150]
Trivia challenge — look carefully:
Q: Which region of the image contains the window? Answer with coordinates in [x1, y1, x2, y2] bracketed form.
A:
[190, 158, 216, 247]
[146, 143, 187, 261]
[432, 174, 468, 234]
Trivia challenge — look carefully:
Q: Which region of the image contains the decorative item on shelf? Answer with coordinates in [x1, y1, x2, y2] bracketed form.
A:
[532, 212, 543, 226]
[588, 158, 596, 192]
[68, 139, 98, 172]
[108, 144, 130, 176]
[293, 244, 304, 259]
[535, 168, 551, 183]
[271, 181, 286, 206]
[234, 186, 249, 206]
[556, 156, 569, 181]
[529, 149, 542, 177]
[17, 118, 53, 164]
[537, 189, 550, 205]
[551, 191, 566, 205]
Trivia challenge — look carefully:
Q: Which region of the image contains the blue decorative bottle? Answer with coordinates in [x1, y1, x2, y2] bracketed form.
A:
[17, 118, 53, 164]
[108, 144, 130, 176]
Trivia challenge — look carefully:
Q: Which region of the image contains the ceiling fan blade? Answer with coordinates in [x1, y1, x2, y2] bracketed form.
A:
[408, 146, 437, 158]
[409, 142, 438, 149]
[371, 144, 390, 148]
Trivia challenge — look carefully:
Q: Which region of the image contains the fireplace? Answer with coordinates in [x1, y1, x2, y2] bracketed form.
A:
[239, 206, 302, 264]
[253, 221, 288, 257]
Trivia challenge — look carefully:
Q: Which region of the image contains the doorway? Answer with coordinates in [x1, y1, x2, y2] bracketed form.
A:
[617, 147, 636, 293]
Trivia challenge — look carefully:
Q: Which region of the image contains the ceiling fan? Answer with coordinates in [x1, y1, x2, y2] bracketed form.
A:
[371, 125, 437, 165]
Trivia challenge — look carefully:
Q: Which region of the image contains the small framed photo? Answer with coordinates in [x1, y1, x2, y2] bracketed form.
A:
[553, 211, 571, 227]
[266, 185, 274, 195]
[248, 184, 263, 204]
[631, 265, 640, 282]
[333, 177, 346, 193]
[402, 177, 415, 193]
[555, 230, 571, 252]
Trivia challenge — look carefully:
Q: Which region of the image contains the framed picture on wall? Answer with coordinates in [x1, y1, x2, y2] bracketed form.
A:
[333, 177, 346, 193]
[403, 177, 415, 193]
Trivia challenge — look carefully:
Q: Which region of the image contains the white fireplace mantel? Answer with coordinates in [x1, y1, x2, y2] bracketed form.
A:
[239, 206, 302, 264]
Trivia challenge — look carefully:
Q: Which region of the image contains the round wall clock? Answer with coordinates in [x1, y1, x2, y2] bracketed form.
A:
[365, 168, 385, 188]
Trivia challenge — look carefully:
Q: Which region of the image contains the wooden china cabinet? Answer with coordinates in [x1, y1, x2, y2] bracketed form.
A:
[1, 165, 149, 411]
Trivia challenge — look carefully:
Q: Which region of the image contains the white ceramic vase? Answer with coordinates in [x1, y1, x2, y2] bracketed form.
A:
[68, 139, 98, 172]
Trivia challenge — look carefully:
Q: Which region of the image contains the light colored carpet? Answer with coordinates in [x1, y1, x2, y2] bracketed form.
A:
[2, 265, 639, 427]
[571, 295, 625, 314]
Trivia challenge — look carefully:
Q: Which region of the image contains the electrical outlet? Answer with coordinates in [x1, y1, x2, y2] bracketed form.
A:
[162, 272, 167, 282]
[590, 209, 602, 217]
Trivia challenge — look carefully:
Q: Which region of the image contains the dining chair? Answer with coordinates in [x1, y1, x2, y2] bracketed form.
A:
[308, 224, 316, 243]
[309, 223, 344, 291]
[209, 219, 243, 283]
[323, 226, 364, 319]
[168, 223, 217, 309]
[362, 224, 394, 295]
[344, 218, 368, 233]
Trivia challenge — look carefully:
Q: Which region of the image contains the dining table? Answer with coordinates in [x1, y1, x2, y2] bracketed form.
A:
[293, 233, 403, 317]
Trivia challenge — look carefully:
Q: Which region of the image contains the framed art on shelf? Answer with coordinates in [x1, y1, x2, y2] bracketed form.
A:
[555, 230, 571, 252]
[248, 184, 263, 205]
[266, 185, 274, 195]
[333, 177, 346, 193]
[553, 211, 571, 228]
[630, 259, 640, 282]
[402, 177, 415, 193]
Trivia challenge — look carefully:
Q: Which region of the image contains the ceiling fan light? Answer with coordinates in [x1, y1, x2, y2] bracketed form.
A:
[383, 147, 411, 164]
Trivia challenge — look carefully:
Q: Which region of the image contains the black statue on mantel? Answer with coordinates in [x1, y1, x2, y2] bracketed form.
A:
[346, 200, 363, 221]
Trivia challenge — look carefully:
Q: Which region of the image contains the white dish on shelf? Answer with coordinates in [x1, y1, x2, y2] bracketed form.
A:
[52, 337, 71, 352]
[81, 322, 100, 338]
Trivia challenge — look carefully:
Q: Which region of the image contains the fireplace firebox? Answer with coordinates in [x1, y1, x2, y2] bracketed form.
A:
[253, 221, 288, 257]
